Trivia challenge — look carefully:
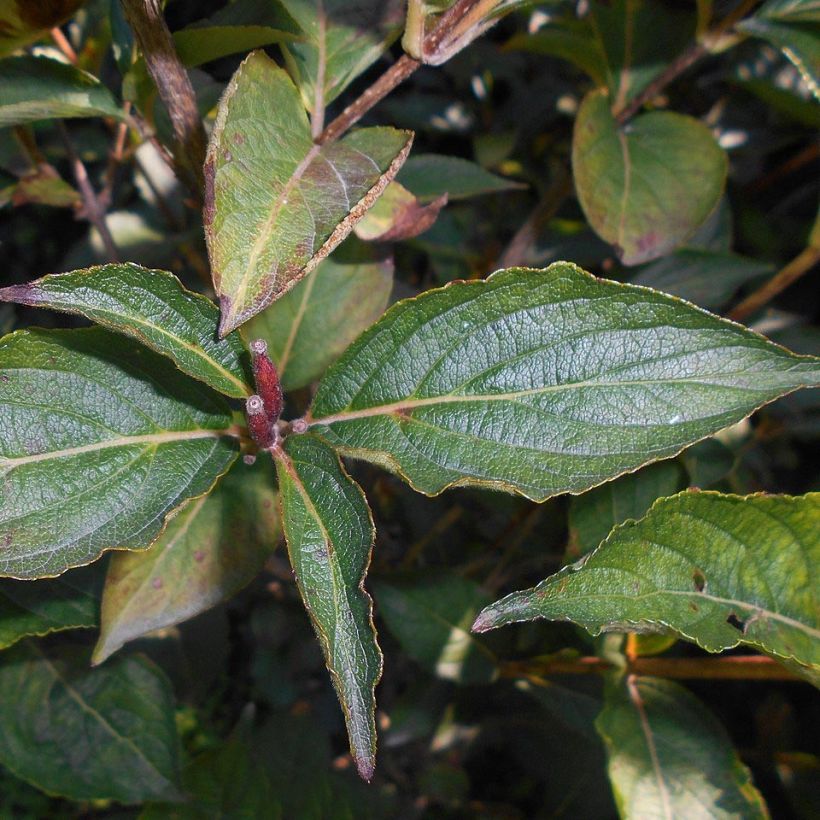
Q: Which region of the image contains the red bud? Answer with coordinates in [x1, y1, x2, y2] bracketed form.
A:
[250, 339, 283, 423]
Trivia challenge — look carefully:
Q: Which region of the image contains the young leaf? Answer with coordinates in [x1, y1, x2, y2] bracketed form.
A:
[0, 264, 253, 398]
[374, 575, 497, 684]
[0, 55, 125, 127]
[0, 642, 181, 803]
[204, 50, 413, 336]
[474, 491, 820, 680]
[305, 263, 820, 502]
[573, 90, 727, 265]
[0, 564, 102, 650]
[274, 433, 381, 780]
[596, 676, 768, 819]
[93, 459, 279, 664]
[0, 1, 85, 57]
[243, 241, 393, 391]
[0, 328, 239, 579]
[353, 181, 447, 241]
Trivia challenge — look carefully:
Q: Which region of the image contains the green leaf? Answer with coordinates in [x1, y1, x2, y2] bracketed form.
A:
[353, 181, 447, 241]
[568, 461, 687, 559]
[243, 240, 393, 391]
[204, 50, 413, 336]
[0, 0, 85, 57]
[305, 263, 820, 502]
[374, 575, 497, 684]
[275, 433, 380, 780]
[596, 676, 768, 819]
[0, 327, 239, 579]
[93, 459, 279, 664]
[0, 264, 253, 398]
[739, 0, 820, 99]
[0, 55, 125, 127]
[631, 250, 773, 311]
[0, 564, 101, 650]
[573, 89, 728, 265]
[474, 491, 820, 680]
[279, 0, 404, 118]
[396, 153, 526, 202]
[0, 642, 181, 803]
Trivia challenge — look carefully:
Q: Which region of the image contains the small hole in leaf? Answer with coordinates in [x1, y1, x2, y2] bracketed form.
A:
[692, 569, 706, 592]
[726, 613, 746, 632]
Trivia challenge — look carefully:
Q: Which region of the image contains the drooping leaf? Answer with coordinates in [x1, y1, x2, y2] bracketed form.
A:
[738, 0, 820, 99]
[93, 459, 279, 664]
[474, 491, 820, 680]
[204, 50, 413, 336]
[567, 461, 687, 559]
[11, 165, 80, 208]
[354, 181, 447, 241]
[279, 0, 405, 119]
[597, 676, 768, 819]
[0, 0, 85, 57]
[396, 153, 526, 201]
[0, 264, 253, 398]
[0, 642, 181, 803]
[573, 90, 728, 265]
[0, 563, 102, 650]
[304, 264, 820, 502]
[0, 328, 239, 579]
[374, 575, 497, 684]
[0, 55, 125, 127]
[243, 240, 393, 391]
[275, 433, 380, 780]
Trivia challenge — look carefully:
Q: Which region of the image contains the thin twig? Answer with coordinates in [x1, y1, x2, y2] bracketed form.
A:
[728, 245, 820, 321]
[50, 27, 78, 63]
[57, 122, 120, 262]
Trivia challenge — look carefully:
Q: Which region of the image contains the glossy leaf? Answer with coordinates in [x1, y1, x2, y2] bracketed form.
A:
[0, 642, 181, 803]
[374, 575, 497, 684]
[275, 433, 380, 780]
[93, 460, 279, 664]
[204, 50, 413, 336]
[396, 153, 526, 201]
[0, 55, 125, 127]
[0, 328, 239, 579]
[568, 461, 687, 559]
[243, 241, 393, 391]
[279, 0, 404, 117]
[305, 263, 820, 502]
[597, 676, 768, 819]
[354, 181, 447, 241]
[0, 264, 253, 398]
[0, 564, 101, 650]
[573, 90, 727, 265]
[474, 491, 820, 679]
[0, 0, 84, 57]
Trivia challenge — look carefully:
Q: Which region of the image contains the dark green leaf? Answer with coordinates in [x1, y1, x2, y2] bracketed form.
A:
[0, 328, 239, 579]
[204, 50, 413, 335]
[0, 55, 125, 127]
[275, 434, 381, 779]
[597, 676, 768, 818]
[243, 241, 393, 391]
[573, 90, 728, 265]
[374, 575, 497, 684]
[93, 459, 279, 664]
[305, 264, 820, 501]
[0, 642, 181, 803]
[397, 153, 526, 201]
[0, 264, 253, 398]
[475, 491, 820, 681]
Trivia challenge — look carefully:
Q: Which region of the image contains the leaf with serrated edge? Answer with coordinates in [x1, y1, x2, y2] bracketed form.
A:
[93, 459, 279, 664]
[0, 263, 253, 398]
[573, 90, 727, 265]
[204, 50, 413, 336]
[304, 263, 820, 502]
[275, 433, 380, 780]
[597, 676, 768, 819]
[0, 328, 239, 579]
[0, 642, 182, 803]
[475, 491, 820, 679]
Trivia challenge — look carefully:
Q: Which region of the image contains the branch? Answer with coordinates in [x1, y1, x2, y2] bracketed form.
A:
[119, 0, 206, 197]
